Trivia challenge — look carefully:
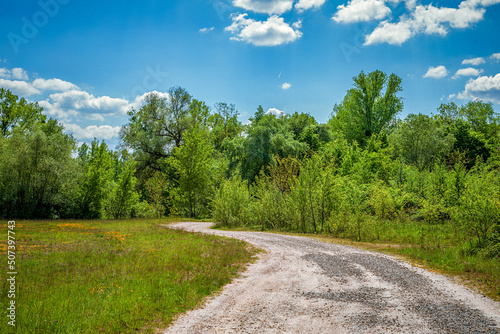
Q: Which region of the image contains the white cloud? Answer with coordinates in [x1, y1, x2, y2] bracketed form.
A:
[266, 107, 285, 117]
[295, 0, 326, 12]
[129, 91, 171, 111]
[462, 57, 486, 65]
[364, 19, 414, 45]
[0, 68, 10, 79]
[32, 78, 79, 91]
[199, 27, 215, 33]
[226, 14, 302, 46]
[0, 79, 41, 96]
[333, 0, 391, 23]
[281, 82, 291, 90]
[0, 67, 29, 80]
[452, 67, 484, 79]
[48, 90, 131, 115]
[490, 53, 500, 60]
[363, 0, 497, 45]
[11, 68, 28, 81]
[233, 0, 293, 14]
[423, 65, 448, 79]
[63, 123, 122, 140]
[457, 73, 500, 103]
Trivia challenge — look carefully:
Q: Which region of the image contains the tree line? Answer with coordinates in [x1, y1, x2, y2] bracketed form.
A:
[1, 70, 500, 257]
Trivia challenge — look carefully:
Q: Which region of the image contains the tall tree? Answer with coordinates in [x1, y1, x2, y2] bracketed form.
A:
[0, 120, 78, 218]
[170, 124, 214, 217]
[119, 87, 193, 172]
[78, 140, 114, 219]
[0, 88, 46, 137]
[211, 102, 242, 150]
[389, 113, 455, 170]
[330, 70, 403, 145]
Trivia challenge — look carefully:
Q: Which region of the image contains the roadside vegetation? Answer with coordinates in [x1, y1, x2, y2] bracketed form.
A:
[0, 218, 257, 333]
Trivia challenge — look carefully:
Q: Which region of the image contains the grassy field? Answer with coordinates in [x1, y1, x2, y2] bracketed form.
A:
[0, 218, 258, 334]
[217, 219, 500, 302]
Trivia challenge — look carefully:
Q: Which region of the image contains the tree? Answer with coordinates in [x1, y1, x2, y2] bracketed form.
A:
[232, 110, 307, 183]
[0, 88, 46, 137]
[78, 140, 114, 219]
[389, 113, 455, 170]
[106, 159, 139, 219]
[210, 102, 242, 150]
[119, 87, 193, 173]
[170, 124, 214, 217]
[330, 70, 403, 145]
[0, 120, 78, 218]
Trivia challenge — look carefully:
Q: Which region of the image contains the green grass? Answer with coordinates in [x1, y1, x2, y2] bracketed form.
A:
[0, 218, 258, 334]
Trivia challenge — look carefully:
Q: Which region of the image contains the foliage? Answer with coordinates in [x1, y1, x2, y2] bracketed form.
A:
[0, 121, 78, 218]
[212, 176, 252, 227]
[389, 113, 455, 170]
[170, 124, 214, 218]
[330, 70, 403, 146]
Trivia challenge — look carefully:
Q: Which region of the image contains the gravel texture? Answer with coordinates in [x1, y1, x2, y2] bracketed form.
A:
[162, 222, 500, 334]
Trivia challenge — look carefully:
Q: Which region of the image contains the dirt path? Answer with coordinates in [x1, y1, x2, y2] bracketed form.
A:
[162, 222, 500, 333]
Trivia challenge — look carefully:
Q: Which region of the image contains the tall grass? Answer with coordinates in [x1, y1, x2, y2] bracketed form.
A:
[0, 218, 257, 333]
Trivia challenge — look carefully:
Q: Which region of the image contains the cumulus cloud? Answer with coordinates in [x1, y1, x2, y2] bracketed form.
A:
[233, 0, 293, 14]
[32, 78, 80, 91]
[462, 57, 486, 65]
[333, 0, 391, 23]
[491, 53, 500, 60]
[281, 82, 291, 90]
[0, 67, 29, 80]
[63, 123, 122, 140]
[452, 67, 484, 79]
[0, 79, 41, 96]
[457, 73, 500, 103]
[199, 27, 215, 33]
[47, 90, 131, 116]
[364, 19, 414, 45]
[0, 68, 11, 79]
[225, 14, 302, 46]
[266, 107, 285, 117]
[295, 0, 326, 12]
[11, 68, 28, 80]
[423, 65, 448, 79]
[363, 0, 499, 45]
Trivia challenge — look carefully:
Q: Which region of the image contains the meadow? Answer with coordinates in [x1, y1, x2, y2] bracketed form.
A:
[0, 218, 257, 334]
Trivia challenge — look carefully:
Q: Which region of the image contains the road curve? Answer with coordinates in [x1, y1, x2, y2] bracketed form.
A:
[163, 222, 500, 334]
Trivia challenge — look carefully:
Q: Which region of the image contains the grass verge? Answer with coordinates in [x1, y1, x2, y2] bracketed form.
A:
[0, 218, 258, 334]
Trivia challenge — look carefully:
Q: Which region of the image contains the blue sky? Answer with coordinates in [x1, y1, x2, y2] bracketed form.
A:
[1, 0, 499, 148]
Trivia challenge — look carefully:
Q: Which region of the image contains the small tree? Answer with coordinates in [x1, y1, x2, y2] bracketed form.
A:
[106, 159, 139, 219]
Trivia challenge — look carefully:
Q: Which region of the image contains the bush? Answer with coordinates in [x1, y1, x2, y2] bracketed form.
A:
[212, 176, 252, 227]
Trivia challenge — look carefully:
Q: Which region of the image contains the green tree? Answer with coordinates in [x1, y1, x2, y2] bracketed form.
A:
[210, 102, 242, 150]
[79, 140, 114, 219]
[0, 88, 46, 137]
[330, 70, 403, 145]
[0, 120, 78, 218]
[106, 159, 140, 219]
[390, 113, 455, 170]
[170, 124, 214, 217]
[119, 87, 193, 173]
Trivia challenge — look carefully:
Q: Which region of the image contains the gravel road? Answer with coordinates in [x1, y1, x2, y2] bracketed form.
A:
[163, 222, 500, 334]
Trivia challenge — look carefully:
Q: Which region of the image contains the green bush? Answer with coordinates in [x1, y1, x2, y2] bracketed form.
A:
[212, 176, 252, 227]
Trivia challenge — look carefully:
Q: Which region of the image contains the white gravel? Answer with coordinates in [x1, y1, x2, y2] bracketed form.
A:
[162, 222, 500, 334]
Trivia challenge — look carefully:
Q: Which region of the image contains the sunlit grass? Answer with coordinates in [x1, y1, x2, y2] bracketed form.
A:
[0, 218, 258, 333]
